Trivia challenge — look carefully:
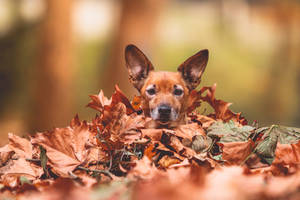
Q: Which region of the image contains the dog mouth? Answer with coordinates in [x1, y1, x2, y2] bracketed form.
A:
[157, 115, 171, 124]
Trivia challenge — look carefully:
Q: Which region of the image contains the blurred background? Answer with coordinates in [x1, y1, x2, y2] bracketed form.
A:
[0, 0, 300, 145]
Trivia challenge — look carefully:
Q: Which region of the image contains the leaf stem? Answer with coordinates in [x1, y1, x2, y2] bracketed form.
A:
[76, 166, 113, 180]
[25, 158, 41, 163]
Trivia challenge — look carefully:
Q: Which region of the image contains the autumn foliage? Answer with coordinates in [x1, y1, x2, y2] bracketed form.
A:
[0, 84, 300, 200]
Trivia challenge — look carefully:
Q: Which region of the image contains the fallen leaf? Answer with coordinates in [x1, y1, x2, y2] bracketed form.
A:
[0, 158, 43, 183]
[158, 155, 181, 168]
[8, 133, 34, 159]
[199, 84, 247, 125]
[222, 140, 254, 165]
[0, 144, 14, 166]
[31, 117, 97, 177]
[141, 129, 163, 141]
[174, 123, 206, 141]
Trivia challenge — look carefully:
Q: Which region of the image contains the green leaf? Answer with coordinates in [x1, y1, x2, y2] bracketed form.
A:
[207, 121, 254, 143]
[277, 126, 300, 144]
[40, 146, 49, 177]
[20, 176, 31, 185]
[253, 125, 279, 165]
[212, 154, 223, 161]
[253, 125, 300, 165]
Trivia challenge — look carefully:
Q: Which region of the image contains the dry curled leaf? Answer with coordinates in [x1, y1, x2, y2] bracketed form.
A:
[199, 84, 247, 125]
[31, 117, 97, 177]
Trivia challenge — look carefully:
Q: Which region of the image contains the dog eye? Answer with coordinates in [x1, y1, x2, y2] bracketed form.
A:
[174, 88, 183, 96]
[146, 88, 156, 96]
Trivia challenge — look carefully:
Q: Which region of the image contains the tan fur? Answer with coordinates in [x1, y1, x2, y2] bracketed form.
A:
[140, 71, 189, 126]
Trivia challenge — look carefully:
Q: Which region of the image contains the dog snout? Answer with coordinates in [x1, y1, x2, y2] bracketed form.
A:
[150, 104, 178, 123]
[158, 104, 172, 115]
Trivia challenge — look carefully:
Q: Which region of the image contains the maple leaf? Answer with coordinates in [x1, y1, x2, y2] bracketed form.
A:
[117, 114, 144, 144]
[250, 125, 300, 169]
[0, 134, 43, 186]
[31, 116, 98, 177]
[199, 84, 247, 125]
[87, 90, 111, 113]
[8, 133, 35, 159]
[0, 158, 43, 184]
[106, 104, 144, 145]
[87, 85, 135, 115]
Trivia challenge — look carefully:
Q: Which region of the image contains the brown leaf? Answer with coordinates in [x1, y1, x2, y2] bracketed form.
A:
[115, 113, 144, 144]
[199, 84, 247, 125]
[87, 90, 111, 113]
[273, 141, 300, 166]
[169, 136, 185, 153]
[112, 85, 135, 115]
[186, 90, 202, 113]
[222, 140, 254, 165]
[168, 158, 190, 168]
[141, 129, 163, 141]
[131, 95, 142, 111]
[0, 144, 14, 166]
[0, 134, 43, 187]
[158, 155, 181, 168]
[191, 115, 216, 129]
[87, 85, 135, 115]
[174, 123, 206, 141]
[8, 133, 34, 159]
[84, 146, 108, 165]
[144, 144, 156, 160]
[0, 158, 43, 184]
[31, 117, 97, 177]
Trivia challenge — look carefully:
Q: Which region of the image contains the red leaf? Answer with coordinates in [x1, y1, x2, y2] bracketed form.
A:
[199, 84, 247, 125]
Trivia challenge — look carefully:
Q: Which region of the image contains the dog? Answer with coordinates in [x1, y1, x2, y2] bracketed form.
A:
[125, 44, 209, 128]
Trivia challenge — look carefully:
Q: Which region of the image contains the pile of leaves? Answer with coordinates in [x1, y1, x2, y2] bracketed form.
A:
[0, 84, 300, 200]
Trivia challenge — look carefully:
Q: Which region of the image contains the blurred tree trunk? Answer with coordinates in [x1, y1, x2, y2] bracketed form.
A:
[102, 0, 166, 97]
[30, 0, 73, 132]
[254, 1, 300, 125]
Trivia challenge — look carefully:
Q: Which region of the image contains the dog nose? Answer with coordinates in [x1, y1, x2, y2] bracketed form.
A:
[158, 105, 171, 115]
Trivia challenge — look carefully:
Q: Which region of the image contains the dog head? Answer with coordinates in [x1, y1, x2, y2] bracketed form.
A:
[125, 44, 208, 126]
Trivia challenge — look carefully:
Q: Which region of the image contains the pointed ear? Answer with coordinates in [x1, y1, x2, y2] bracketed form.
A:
[177, 49, 209, 90]
[125, 44, 154, 91]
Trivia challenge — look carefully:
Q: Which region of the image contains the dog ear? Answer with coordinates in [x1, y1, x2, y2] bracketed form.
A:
[125, 44, 154, 91]
[177, 49, 209, 90]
